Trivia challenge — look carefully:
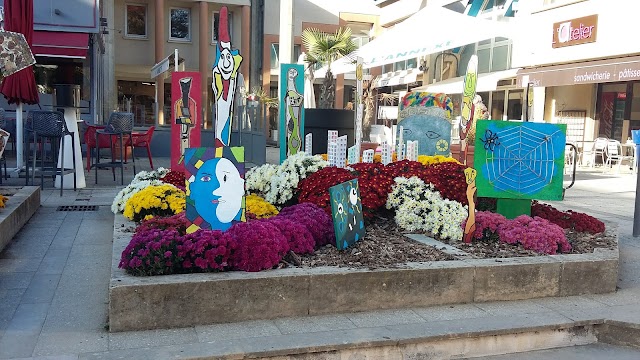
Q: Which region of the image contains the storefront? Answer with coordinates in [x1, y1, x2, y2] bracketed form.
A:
[0, 0, 99, 122]
[512, 0, 640, 145]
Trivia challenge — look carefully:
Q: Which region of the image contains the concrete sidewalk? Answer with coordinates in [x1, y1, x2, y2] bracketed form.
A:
[0, 161, 639, 358]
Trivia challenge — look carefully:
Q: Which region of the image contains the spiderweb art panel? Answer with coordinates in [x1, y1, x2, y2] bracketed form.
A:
[474, 121, 567, 201]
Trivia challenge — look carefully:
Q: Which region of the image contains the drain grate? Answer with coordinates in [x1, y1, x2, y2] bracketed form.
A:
[56, 205, 99, 212]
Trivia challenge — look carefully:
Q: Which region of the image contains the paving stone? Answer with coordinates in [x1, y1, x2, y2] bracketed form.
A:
[108, 327, 198, 350]
[21, 274, 61, 304]
[413, 304, 490, 322]
[0, 271, 35, 289]
[195, 320, 282, 342]
[0, 258, 42, 273]
[37, 251, 70, 275]
[587, 286, 640, 306]
[274, 314, 357, 335]
[43, 297, 108, 332]
[346, 309, 425, 328]
[0, 303, 50, 359]
[0, 239, 51, 260]
[33, 331, 108, 357]
[475, 300, 550, 316]
[473, 344, 640, 360]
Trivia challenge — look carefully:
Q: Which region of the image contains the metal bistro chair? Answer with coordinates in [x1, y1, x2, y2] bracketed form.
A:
[28, 110, 77, 195]
[94, 112, 136, 185]
[603, 139, 634, 174]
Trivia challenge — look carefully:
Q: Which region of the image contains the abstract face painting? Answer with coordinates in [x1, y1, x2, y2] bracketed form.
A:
[329, 179, 366, 250]
[398, 92, 453, 156]
[185, 147, 246, 233]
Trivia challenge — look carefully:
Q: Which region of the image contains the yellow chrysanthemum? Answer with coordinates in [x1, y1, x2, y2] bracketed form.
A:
[0, 195, 7, 208]
[123, 184, 185, 222]
[246, 194, 279, 219]
[417, 154, 460, 166]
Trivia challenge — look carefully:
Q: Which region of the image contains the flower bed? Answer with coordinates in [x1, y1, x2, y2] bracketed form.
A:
[112, 153, 611, 275]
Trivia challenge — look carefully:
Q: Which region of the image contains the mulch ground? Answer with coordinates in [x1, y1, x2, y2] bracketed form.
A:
[294, 214, 618, 270]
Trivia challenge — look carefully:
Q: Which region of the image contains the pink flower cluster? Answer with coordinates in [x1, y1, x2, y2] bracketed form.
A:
[267, 218, 315, 254]
[119, 227, 233, 276]
[471, 211, 571, 255]
[278, 203, 336, 247]
[120, 203, 336, 275]
[225, 221, 289, 272]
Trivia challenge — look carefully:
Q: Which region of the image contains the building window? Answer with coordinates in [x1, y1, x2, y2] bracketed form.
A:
[212, 11, 233, 44]
[477, 37, 511, 74]
[125, 4, 147, 38]
[170, 8, 191, 41]
[270, 43, 302, 70]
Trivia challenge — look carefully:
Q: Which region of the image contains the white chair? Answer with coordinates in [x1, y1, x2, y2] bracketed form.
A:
[603, 140, 634, 174]
[583, 138, 608, 167]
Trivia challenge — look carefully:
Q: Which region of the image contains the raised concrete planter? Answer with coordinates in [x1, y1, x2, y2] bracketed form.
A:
[0, 186, 40, 253]
[109, 216, 619, 332]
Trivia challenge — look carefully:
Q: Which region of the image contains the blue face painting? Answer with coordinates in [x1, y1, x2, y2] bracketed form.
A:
[189, 157, 244, 231]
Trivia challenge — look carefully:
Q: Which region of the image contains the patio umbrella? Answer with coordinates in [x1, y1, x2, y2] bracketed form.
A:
[0, 0, 39, 169]
[297, 53, 316, 109]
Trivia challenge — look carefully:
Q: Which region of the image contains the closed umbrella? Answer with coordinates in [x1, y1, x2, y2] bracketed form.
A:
[297, 53, 315, 109]
[0, 0, 39, 169]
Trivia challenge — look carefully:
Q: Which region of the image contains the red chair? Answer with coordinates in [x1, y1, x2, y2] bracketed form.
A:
[125, 126, 155, 169]
[83, 123, 110, 172]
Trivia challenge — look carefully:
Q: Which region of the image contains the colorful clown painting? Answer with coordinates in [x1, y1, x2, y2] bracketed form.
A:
[184, 147, 246, 233]
[329, 179, 366, 250]
[212, 6, 243, 147]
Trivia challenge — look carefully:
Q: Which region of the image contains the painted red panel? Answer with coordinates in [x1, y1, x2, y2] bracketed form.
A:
[171, 71, 202, 171]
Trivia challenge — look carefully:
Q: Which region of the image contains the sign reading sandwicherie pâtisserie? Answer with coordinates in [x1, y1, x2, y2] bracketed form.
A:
[552, 14, 598, 49]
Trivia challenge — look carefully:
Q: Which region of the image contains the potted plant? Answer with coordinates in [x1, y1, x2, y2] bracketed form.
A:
[250, 86, 279, 142]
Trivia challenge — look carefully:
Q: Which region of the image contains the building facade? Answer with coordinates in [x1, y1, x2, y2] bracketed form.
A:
[514, 0, 640, 147]
[370, 0, 521, 126]
[0, 0, 99, 121]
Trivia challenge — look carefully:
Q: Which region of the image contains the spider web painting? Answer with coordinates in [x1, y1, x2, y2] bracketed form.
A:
[474, 121, 567, 200]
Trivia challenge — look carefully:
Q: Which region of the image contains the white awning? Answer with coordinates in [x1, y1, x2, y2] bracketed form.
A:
[413, 68, 520, 94]
[318, 6, 513, 76]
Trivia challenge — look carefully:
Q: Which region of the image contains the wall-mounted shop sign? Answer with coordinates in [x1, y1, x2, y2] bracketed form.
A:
[517, 55, 640, 87]
[552, 15, 598, 49]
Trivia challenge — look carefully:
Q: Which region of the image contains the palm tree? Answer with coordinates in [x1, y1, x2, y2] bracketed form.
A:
[301, 27, 357, 109]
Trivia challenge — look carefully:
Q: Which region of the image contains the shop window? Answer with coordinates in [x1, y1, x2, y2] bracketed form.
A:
[491, 91, 505, 120]
[507, 89, 523, 120]
[477, 37, 511, 74]
[125, 4, 147, 38]
[117, 80, 156, 127]
[270, 43, 302, 70]
[170, 8, 191, 41]
[212, 10, 233, 44]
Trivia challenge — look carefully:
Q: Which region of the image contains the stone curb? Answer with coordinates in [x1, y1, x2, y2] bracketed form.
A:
[0, 186, 41, 253]
[109, 216, 620, 332]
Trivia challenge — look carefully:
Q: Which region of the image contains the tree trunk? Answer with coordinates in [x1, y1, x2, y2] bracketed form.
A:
[362, 81, 375, 142]
[319, 68, 335, 109]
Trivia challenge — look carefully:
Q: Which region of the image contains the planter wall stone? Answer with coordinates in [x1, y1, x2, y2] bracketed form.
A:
[109, 216, 619, 332]
[0, 186, 41, 253]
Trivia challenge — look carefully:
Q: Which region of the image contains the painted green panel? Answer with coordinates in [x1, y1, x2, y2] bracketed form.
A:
[474, 120, 567, 200]
[279, 64, 305, 163]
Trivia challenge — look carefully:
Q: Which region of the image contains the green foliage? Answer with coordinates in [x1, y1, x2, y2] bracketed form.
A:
[301, 27, 357, 109]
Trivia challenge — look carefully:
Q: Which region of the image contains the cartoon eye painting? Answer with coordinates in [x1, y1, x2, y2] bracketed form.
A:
[329, 179, 366, 250]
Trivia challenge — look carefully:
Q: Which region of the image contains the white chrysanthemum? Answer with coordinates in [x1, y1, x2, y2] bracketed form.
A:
[392, 178, 467, 241]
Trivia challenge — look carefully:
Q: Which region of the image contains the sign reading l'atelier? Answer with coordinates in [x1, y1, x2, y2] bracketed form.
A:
[552, 15, 598, 49]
